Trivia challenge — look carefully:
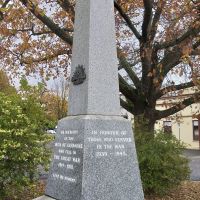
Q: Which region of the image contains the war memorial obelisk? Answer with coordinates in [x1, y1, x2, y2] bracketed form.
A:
[36, 0, 144, 199]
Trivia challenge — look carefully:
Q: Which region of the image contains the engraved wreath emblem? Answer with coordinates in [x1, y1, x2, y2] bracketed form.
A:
[71, 65, 86, 85]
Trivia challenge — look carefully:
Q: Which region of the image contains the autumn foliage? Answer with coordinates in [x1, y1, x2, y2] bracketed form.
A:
[0, 0, 199, 131]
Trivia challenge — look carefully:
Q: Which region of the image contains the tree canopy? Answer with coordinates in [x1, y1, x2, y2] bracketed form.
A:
[0, 69, 16, 95]
[0, 87, 52, 198]
[0, 0, 199, 131]
[19, 77, 68, 124]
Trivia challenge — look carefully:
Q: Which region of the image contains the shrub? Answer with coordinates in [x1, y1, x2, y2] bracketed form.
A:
[0, 92, 52, 199]
[135, 131, 190, 196]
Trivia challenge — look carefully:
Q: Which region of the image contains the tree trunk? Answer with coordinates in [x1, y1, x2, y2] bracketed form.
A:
[134, 113, 155, 135]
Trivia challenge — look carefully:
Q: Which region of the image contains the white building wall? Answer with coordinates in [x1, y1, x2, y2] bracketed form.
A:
[155, 100, 200, 149]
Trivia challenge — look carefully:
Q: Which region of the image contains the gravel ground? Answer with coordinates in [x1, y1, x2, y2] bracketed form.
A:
[146, 181, 200, 200]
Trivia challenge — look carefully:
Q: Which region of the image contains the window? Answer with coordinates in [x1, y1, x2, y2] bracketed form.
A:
[163, 121, 172, 134]
[193, 120, 199, 141]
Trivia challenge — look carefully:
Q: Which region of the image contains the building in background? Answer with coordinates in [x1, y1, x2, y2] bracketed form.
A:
[120, 85, 200, 149]
[155, 88, 200, 149]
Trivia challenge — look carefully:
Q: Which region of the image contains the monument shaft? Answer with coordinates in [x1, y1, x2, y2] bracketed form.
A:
[68, 0, 120, 116]
[44, 0, 144, 199]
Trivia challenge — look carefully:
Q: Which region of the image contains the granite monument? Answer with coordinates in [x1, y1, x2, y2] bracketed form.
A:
[35, 0, 144, 199]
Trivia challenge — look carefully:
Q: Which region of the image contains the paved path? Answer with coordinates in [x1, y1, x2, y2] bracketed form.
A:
[184, 149, 200, 181]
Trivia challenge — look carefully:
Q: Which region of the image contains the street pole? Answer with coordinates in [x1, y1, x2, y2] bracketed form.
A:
[178, 122, 180, 141]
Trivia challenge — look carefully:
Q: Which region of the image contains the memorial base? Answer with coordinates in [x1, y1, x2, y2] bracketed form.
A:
[43, 115, 144, 200]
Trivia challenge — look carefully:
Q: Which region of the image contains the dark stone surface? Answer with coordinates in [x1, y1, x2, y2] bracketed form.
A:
[45, 115, 144, 200]
[45, 116, 84, 200]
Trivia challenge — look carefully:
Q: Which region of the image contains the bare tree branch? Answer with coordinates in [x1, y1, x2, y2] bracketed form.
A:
[155, 25, 200, 50]
[191, 49, 200, 55]
[0, 0, 10, 21]
[2, 0, 10, 7]
[19, 0, 73, 45]
[160, 36, 199, 79]
[160, 48, 182, 76]
[117, 49, 141, 89]
[156, 81, 195, 99]
[142, 0, 153, 41]
[119, 74, 138, 103]
[150, 0, 166, 41]
[120, 61, 141, 89]
[57, 0, 75, 22]
[114, 1, 141, 40]
[120, 98, 135, 115]
[7, 25, 73, 36]
[156, 92, 200, 119]
[7, 26, 52, 35]
[21, 49, 71, 64]
[193, 39, 200, 49]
